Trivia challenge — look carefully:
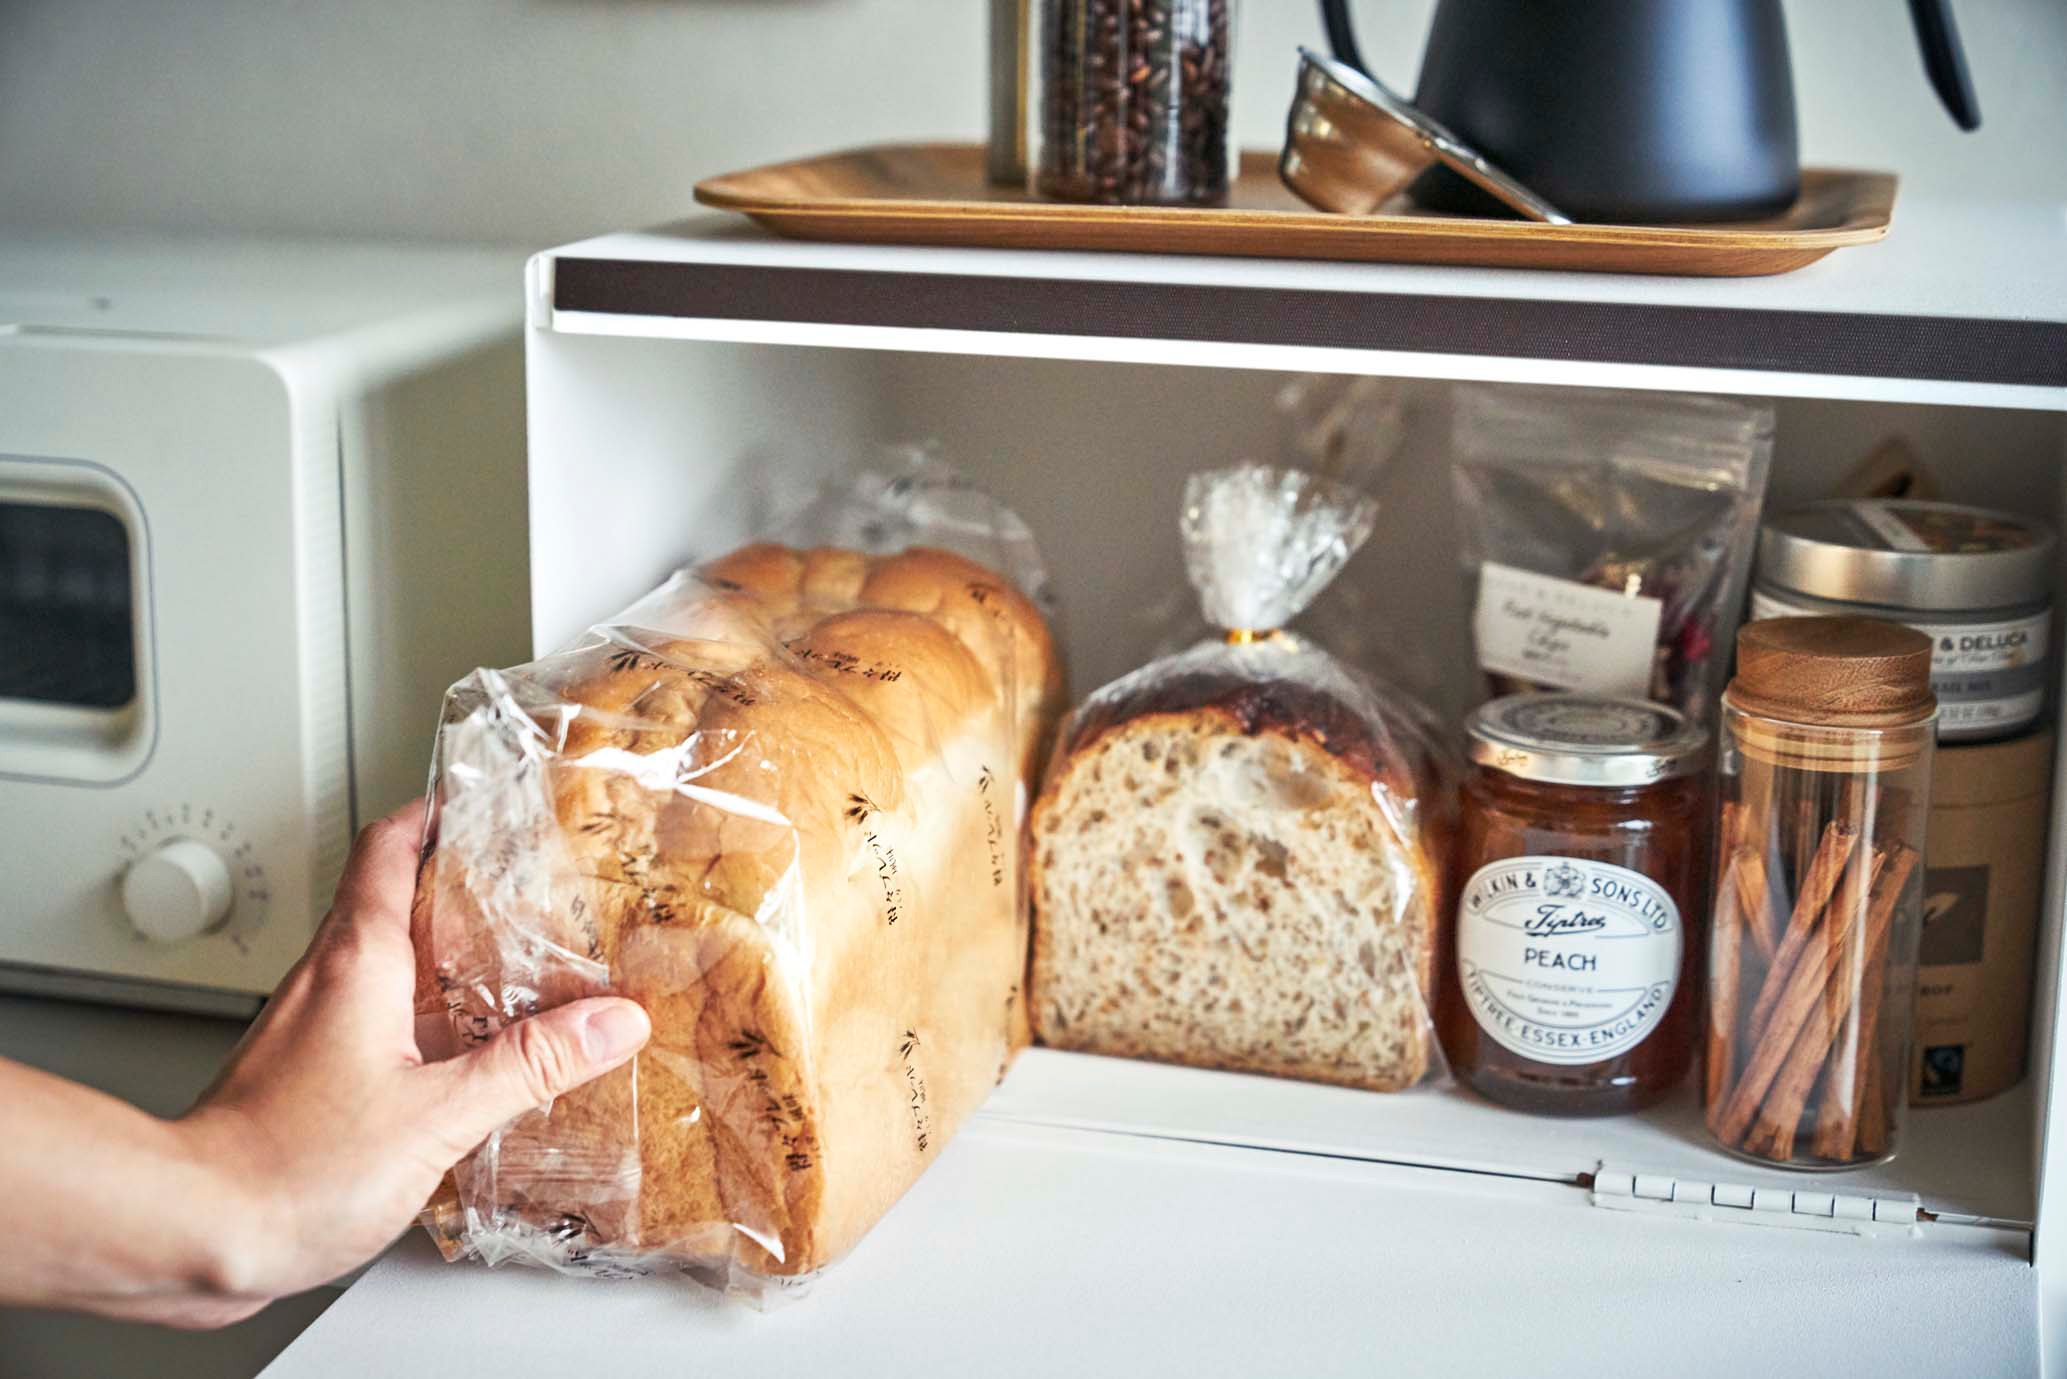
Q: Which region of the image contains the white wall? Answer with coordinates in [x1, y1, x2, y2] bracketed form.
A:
[0, 0, 2060, 247]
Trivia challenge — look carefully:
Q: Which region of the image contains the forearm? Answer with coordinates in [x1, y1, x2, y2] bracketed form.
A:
[0, 1056, 261, 1327]
[0, 801, 648, 1330]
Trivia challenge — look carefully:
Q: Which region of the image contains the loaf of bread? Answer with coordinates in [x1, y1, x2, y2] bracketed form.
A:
[413, 541, 1061, 1283]
[1028, 645, 1447, 1092]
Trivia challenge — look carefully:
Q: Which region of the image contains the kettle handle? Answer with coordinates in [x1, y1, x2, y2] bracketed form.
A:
[1907, 0, 1981, 131]
[1318, 0, 1370, 78]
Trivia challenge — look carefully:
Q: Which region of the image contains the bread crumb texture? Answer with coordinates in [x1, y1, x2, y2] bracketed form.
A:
[1030, 703, 1437, 1092]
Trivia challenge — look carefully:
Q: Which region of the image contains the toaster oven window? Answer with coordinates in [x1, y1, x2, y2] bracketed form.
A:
[0, 500, 136, 709]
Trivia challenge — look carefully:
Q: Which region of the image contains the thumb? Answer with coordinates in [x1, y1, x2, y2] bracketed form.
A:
[431, 997, 651, 1149]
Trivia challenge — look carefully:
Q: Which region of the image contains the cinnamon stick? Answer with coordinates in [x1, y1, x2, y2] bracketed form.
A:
[1735, 774, 1783, 960]
[1811, 849, 1901, 1160]
[1859, 1041, 1890, 1157]
[1742, 846, 1914, 1156]
[1733, 843, 1778, 963]
[1715, 802, 1770, 965]
[1745, 820, 1858, 1045]
[1818, 909, 1885, 1157]
[1705, 852, 1744, 1129]
[1806, 864, 1868, 1160]
[1809, 1045, 1856, 1160]
[1769, 1062, 1834, 1161]
[1714, 833, 1894, 1147]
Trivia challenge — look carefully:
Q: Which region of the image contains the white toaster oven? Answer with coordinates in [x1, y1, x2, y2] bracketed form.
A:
[0, 238, 531, 1014]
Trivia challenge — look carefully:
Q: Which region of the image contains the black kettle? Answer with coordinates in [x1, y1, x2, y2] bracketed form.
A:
[1320, 0, 1981, 223]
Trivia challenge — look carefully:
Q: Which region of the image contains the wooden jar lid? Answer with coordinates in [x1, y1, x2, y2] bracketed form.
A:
[1727, 616, 1936, 729]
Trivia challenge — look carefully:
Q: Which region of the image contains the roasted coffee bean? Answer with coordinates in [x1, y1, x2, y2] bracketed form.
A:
[1036, 0, 1230, 205]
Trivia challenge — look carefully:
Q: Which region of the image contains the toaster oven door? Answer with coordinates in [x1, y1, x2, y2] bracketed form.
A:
[0, 456, 156, 786]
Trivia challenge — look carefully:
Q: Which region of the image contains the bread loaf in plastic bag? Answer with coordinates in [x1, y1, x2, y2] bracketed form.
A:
[411, 454, 1063, 1296]
[1029, 463, 1452, 1092]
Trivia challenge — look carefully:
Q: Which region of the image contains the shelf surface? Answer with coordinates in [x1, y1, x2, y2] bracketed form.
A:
[262, 1118, 2036, 1379]
[986, 1047, 2036, 1227]
[538, 200, 2067, 408]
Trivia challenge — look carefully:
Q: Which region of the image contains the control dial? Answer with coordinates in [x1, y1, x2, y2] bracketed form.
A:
[121, 837, 234, 943]
[117, 804, 269, 950]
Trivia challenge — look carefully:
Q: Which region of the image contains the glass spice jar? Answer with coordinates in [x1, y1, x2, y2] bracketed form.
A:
[1706, 616, 1935, 1169]
[1444, 693, 1710, 1116]
[1032, 0, 1234, 204]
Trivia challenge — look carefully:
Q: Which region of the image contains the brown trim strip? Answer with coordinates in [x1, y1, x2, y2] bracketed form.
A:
[554, 258, 2067, 390]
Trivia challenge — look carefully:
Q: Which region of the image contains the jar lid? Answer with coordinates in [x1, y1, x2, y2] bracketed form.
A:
[1757, 500, 2054, 612]
[1466, 693, 1709, 788]
[1727, 616, 1937, 729]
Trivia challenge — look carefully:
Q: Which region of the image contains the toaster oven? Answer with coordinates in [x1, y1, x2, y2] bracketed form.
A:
[0, 238, 531, 1014]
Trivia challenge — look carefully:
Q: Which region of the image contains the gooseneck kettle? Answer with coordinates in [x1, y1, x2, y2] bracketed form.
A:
[1319, 0, 1981, 223]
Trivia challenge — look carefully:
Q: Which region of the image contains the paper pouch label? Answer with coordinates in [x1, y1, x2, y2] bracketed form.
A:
[1474, 562, 1663, 698]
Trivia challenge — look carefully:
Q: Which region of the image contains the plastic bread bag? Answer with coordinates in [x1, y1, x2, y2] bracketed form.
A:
[1027, 463, 1454, 1093]
[1451, 383, 1774, 725]
[410, 450, 1064, 1299]
[1137, 376, 1419, 666]
[1276, 374, 1411, 486]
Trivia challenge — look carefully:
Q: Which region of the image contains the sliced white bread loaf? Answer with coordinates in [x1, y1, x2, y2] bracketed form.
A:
[1029, 666, 1448, 1092]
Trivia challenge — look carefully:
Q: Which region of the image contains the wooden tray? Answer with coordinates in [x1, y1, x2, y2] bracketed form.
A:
[695, 144, 1897, 278]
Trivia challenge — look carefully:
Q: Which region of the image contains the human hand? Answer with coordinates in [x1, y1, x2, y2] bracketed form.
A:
[175, 799, 650, 1319]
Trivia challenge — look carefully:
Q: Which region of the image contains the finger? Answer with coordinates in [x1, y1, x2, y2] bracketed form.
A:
[424, 997, 651, 1152]
[320, 798, 429, 945]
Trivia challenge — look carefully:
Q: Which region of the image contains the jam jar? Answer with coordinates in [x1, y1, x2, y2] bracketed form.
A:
[1443, 693, 1710, 1115]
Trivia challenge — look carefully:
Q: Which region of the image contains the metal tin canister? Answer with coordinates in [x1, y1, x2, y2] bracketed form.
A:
[1752, 500, 2054, 743]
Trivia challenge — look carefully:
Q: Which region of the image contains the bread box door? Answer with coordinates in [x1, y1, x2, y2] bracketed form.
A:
[257, 1117, 2042, 1376]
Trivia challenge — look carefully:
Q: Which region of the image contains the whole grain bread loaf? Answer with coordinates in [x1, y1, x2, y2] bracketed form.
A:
[413, 543, 1061, 1280]
[1028, 657, 1447, 1092]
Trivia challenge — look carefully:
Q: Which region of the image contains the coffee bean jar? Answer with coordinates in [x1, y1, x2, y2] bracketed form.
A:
[1033, 0, 1234, 205]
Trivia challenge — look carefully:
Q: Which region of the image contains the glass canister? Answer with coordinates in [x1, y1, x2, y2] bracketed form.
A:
[1445, 693, 1710, 1116]
[989, 0, 1031, 185]
[1032, 0, 1234, 204]
[1706, 616, 1936, 1168]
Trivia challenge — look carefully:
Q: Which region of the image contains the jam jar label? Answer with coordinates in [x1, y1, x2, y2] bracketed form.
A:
[1456, 855, 1682, 1067]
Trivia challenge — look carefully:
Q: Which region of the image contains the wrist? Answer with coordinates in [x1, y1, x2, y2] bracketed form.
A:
[168, 1105, 287, 1303]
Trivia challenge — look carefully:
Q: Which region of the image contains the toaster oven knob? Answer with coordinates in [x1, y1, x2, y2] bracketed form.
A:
[121, 838, 235, 943]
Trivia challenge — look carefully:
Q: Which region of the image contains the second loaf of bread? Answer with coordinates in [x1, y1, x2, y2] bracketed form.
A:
[1028, 641, 1448, 1093]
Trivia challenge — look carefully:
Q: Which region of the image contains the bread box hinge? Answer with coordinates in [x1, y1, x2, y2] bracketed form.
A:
[1586, 1162, 1924, 1240]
